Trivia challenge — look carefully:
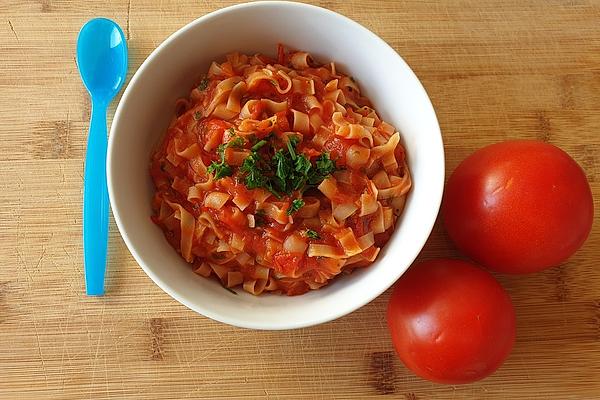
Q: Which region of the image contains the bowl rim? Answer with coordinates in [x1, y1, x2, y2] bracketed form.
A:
[107, 0, 444, 330]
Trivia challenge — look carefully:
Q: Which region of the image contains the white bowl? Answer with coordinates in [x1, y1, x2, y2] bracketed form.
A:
[107, 1, 444, 330]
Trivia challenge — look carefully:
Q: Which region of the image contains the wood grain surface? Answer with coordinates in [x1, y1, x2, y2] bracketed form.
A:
[1, 1, 600, 398]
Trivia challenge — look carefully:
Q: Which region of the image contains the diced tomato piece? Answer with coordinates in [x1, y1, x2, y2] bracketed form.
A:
[273, 251, 304, 276]
[275, 111, 290, 132]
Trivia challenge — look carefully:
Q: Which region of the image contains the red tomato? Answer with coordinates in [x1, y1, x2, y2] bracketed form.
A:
[273, 251, 303, 276]
[443, 140, 593, 274]
[387, 259, 516, 384]
[322, 136, 354, 165]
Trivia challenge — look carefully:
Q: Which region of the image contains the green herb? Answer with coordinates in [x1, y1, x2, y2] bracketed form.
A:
[273, 149, 292, 192]
[287, 198, 305, 215]
[215, 136, 245, 162]
[216, 144, 226, 160]
[238, 136, 337, 197]
[198, 78, 209, 91]
[227, 135, 244, 148]
[315, 152, 335, 174]
[292, 156, 312, 190]
[222, 286, 238, 295]
[251, 139, 268, 152]
[286, 135, 299, 160]
[305, 229, 320, 239]
[193, 111, 202, 120]
[208, 136, 245, 180]
[207, 161, 232, 180]
[240, 153, 266, 189]
[240, 151, 282, 197]
[308, 153, 336, 185]
[294, 155, 312, 176]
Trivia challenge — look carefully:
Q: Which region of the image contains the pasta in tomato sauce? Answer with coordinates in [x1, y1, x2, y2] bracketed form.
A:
[150, 45, 411, 296]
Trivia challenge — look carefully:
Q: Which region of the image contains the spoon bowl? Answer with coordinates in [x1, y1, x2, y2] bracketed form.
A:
[76, 18, 128, 296]
[77, 18, 128, 103]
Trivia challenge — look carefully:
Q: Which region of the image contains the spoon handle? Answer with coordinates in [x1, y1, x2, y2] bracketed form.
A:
[83, 100, 109, 296]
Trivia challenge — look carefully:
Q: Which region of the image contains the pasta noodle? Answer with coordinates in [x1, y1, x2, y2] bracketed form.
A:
[150, 45, 411, 296]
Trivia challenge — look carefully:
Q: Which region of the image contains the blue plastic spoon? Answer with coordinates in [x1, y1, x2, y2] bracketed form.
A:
[76, 18, 128, 296]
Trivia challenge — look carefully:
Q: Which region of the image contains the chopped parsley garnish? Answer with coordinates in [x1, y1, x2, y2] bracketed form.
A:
[198, 78, 209, 91]
[273, 150, 293, 192]
[238, 135, 337, 196]
[210, 131, 337, 196]
[226, 135, 244, 148]
[308, 153, 336, 185]
[251, 139, 268, 152]
[208, 136, 244, 180]
[240, 151, 272, 191]
[193, 111, 202, 120]
[294, 155, 312, 176]
[222, 286, 238, 295]
[207, 161, 232, 180]
[286, 135, 300, 160]
[287, 199, 305, 215]
[305, 229, 320, 239]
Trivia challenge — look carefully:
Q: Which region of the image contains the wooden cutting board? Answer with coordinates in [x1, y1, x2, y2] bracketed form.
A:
[1, 1, 599, 398]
